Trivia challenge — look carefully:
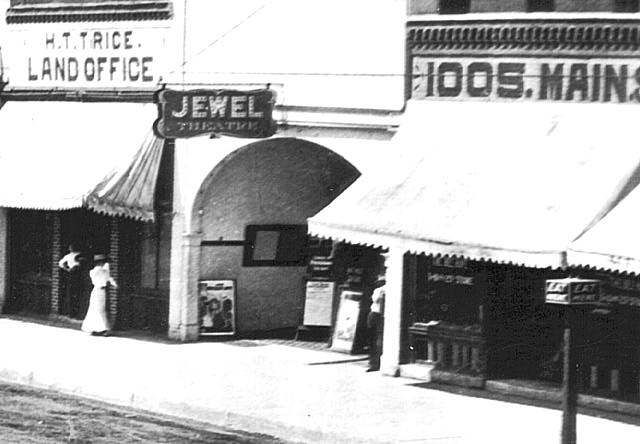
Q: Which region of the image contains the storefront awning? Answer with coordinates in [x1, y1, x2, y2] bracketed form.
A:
[85, 131, 164, 221]
[0, 101, 161, 221]
[568, 163, 640, 274]
[308, 100, 640, 273]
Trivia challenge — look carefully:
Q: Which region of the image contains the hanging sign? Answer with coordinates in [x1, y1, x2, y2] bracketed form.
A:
[154, 88, 277, 139]
[545, 278, 601, 305]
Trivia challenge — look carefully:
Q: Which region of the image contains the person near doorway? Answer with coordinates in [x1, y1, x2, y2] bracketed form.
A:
[366, 273, 386, 372]
[81, 254, 117, 336]
[58, 243, 85, 318]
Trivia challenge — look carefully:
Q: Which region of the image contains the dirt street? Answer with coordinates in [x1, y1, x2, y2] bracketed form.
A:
[0, 382, 295, 444]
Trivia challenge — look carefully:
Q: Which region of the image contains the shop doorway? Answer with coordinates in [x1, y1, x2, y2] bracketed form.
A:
[58, 209, 111, 320]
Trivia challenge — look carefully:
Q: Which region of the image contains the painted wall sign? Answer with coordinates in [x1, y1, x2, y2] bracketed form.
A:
[591, 273, 640, 307]
[9, 26, 167, 87]
[412, 57, 640, 104]
[427, 255, 474, 286]
[155, 88, 277, 139]
[545, 278, 601, 305]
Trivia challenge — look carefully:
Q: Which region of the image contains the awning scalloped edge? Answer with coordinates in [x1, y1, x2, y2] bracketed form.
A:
[84, 195, 154, 222]
[309, 221, 566, 271]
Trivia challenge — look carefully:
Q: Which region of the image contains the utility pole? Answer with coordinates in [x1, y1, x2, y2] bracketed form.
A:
[545, 278, 601, 444]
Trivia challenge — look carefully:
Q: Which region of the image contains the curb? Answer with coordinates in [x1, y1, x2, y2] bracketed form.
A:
[0, 368, 395, 444]
[485, 380, 640, 417]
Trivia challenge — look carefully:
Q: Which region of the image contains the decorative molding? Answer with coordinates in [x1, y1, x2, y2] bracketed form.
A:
[0, 87, 156, 102]
[6, 1, 173, 24]
[408, 18, 640, 56]
[0, 87, 400, 137]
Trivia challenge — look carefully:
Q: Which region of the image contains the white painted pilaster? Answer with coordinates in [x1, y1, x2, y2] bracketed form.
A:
[168, 229, 202, 342]
[381, 246, 404, 377]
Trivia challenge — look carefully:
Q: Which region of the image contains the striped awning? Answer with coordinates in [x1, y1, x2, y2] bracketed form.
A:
[85, 131, 164, 221]
[0, 101, 162, 221]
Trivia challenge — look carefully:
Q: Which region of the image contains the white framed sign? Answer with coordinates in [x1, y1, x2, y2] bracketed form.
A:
[545, 278, 601, 306]
[7, 25, 169, 87]
[330, 290, 363, 353]
[302, 280, 335, 327]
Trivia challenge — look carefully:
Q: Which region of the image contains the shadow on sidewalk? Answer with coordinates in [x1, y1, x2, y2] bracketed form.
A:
[409, 380, 640, 427]
[0, 314, 355, 355]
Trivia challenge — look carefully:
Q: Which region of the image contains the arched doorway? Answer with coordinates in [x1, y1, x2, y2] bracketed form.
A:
[191, 137, 360, 334]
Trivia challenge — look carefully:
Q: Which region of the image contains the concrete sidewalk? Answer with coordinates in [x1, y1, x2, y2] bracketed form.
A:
[1, 317, 639, 444]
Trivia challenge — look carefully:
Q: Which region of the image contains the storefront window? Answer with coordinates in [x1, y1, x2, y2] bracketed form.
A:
[140, 223, 158, 289]
[415, 255, 480, 326]
[8, 210, 53, 314]
[11, 210, 52, 281]
[614, 0, 639, 12]
[527, 0, 554, 12]
[439, 0, 470, 14]
[243, 224, 308, 266]
[139, 214, 171, 290]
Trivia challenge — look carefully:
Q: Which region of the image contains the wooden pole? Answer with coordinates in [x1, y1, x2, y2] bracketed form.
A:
[561, 307, 578, 444]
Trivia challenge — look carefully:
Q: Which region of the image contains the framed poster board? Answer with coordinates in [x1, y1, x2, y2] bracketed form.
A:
[302, 280, 336, 327]
[330, 290, 363, 353]
[198, 280, 236, 336]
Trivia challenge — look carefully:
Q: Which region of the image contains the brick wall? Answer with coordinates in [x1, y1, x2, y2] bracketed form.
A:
[50, 213, 61, 314]
[408, 0, 633, 13]
[0, 208, 7, 313]
[556, 0, 615, 11]
[108, 217, 120, 326]
[471, 0, 527, 12]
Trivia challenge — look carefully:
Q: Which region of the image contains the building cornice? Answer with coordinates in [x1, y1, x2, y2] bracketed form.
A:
[6, 1, 173, 24]
[0, 87, 401, 137]
[407, 17, 640, 56]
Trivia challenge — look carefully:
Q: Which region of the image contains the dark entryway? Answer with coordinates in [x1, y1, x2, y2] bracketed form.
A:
[58, 209, 111, 320]
[7, 210, 54, 315]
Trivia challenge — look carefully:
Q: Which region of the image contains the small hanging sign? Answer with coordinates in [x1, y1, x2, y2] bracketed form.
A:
[154, 88, 277, 139]
[545, 278, 601, 306]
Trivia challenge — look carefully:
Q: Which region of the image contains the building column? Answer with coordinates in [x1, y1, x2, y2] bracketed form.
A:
[381, 246, 405, 377]
[0, 208, 8, 313]
[50, 213, 62, 315]
[108, 217, 120, 326]
[168, 230, 202, 342]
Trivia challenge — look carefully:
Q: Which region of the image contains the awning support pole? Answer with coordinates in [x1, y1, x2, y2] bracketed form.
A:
[381, 246, 405, 377]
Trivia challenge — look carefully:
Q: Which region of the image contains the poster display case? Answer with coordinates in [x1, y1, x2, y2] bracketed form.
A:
[198, 280, 236, 336]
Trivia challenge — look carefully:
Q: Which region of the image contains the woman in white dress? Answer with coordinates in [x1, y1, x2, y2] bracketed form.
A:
[81, 254, 117, 336]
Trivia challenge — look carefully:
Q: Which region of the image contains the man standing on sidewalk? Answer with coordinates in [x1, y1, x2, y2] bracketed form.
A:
[366, 274, 385, 372]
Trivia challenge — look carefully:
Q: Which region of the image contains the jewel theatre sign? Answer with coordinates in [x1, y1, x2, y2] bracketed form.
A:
[154, 89, 277, 139]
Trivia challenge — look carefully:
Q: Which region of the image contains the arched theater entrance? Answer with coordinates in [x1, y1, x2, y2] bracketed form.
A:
[191, 137, 360, 333]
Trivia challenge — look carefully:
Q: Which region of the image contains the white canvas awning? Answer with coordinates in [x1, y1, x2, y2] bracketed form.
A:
[568, 162, 640, 273]
[0, 101, 162, 221]
[308, 100, 640, 273]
